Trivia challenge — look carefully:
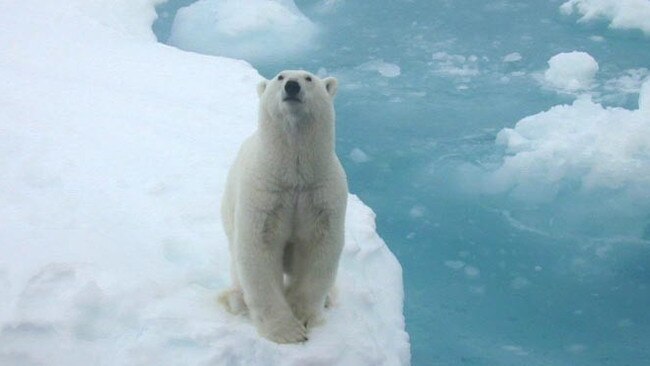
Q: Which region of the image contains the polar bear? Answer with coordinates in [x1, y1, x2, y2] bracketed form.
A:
[219, 70, 348, 343]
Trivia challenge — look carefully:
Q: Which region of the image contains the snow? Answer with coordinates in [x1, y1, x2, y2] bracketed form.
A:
[168, 0, 318, 62]
[484, 79, 650, 200]
[0, 1, 409, 365]
[543, 51, 599, 92]
[561, 0, 650, 36]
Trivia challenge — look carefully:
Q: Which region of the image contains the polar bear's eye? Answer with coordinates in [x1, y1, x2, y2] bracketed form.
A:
[278, 75, 284, 81]
[305, 76, 312, 82]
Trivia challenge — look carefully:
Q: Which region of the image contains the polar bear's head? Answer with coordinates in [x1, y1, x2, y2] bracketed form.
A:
[257, 70, 338, 124]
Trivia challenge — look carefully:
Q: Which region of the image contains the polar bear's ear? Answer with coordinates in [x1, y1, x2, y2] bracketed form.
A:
[324, 77, 338, 98]
[257, 80, 268, 97]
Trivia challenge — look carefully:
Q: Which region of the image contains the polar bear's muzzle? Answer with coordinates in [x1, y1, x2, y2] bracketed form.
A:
[283, 80, 302, 103]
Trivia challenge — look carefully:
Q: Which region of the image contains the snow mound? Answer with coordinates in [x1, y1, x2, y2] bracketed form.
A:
[0, 1, 409, 365]
[484, 79, 650, 199]
[168, 0, 318, 62]
[561, 0, 650, 36]
[544, 51, 599, 92]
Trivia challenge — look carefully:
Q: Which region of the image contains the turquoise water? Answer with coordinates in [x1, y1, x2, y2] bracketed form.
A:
[154, 1, 650, 364]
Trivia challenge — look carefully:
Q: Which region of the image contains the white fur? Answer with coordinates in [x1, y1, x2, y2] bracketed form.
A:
[219, 70, 347, 344]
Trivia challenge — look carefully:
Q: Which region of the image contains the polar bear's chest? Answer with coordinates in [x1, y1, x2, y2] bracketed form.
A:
[283, 188, 329, 240]
[289, 189, 317, 219]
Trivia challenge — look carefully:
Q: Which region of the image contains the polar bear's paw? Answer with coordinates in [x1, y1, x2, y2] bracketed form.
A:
[258, 314, 308, 344]
[218, 288, 248, 315]
[289, 302, 325, 329]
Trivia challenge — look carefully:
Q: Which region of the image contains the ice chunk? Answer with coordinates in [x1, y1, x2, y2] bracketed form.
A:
[485, 79, 650, 199]
[503, 52, 522, 63]
[350, 147, 370, 163]
[561, 0, 650, 36]
[511, 277, 530, 290]
[566, 344, 588, 354]
[408, 205, 426, 218]
[604, 68, 649, 94]
[502, 345, 529, 356]
[431, 51, 480, 79]
[444, 260, 466, 270]
[464, 266, 480, 278]
[168, 0, 318, 61]
[543, 51, 598, 92]
[358, 60, 401, 78]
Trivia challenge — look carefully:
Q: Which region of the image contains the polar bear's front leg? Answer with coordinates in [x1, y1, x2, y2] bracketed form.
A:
[286, 210, 345, 328]
[236, 210, 308, 343]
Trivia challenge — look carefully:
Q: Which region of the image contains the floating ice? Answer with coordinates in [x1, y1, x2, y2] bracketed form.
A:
[315, 0, 345, 14]
[444, 260, 466, 270]
[358, 60, 401, 78]
[431, 51, 480, 79]
[503, 52, 522, 63]
[561, 0, 650, 36]
[543, 51, 599, 92]
[501, 345, 529, 356]
[464, 266, 480, 278]
[408, 205, 426, 218]
[604, 68, 649, 94]
[168, 0, 318, 62]
[566, 344, 588, 354]
[511, 277, 531, 290]
[349, 147, 370, 163]
[485, 79, 650, 199]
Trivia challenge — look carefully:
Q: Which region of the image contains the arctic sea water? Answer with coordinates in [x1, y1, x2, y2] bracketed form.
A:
[154, 1, 650, 364]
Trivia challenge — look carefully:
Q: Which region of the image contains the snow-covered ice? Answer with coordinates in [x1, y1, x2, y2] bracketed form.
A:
[0, 1, 409, 365]
[485, 78, 650, 199]
[168, 0, 318, 62]
[561, 0, 650, 36]
[543, 51, 599, 92]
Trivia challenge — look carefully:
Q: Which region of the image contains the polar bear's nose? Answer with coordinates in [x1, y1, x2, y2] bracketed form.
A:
[284, 80, 301, 96]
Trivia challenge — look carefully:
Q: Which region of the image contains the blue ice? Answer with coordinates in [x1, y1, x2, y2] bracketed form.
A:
[154, 1, 650, 364]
